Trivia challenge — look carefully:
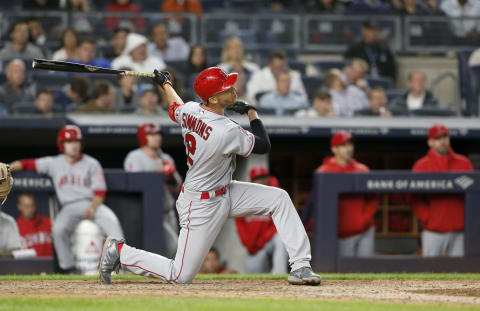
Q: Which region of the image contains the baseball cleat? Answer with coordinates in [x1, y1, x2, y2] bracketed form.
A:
[99, 236, 125, 284]
[287, 267, 322, 286]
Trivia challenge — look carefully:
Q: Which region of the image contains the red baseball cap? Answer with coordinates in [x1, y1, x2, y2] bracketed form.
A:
[428, 124, 449, 139]
[331, 131, 354, 147]
[249, 166, 269, 181]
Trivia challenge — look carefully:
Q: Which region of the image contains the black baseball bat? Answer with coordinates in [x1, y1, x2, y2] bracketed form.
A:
[31, 59, 154, 78]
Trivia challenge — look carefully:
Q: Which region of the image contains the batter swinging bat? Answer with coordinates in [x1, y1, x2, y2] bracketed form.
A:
[31, 59, 155, 78]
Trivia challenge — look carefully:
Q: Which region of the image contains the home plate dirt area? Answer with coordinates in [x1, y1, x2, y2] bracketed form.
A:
[1, 279, 480, 305]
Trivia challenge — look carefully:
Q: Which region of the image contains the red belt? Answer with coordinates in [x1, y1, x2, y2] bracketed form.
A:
[182, 186, 227, 200]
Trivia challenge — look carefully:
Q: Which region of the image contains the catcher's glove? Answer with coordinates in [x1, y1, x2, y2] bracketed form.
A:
[0, 163, 13, 206]
[228, 101, 256, 115]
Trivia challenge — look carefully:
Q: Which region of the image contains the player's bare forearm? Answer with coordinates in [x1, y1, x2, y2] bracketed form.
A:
[91, 195, 104, 210]
[163, 83, 185, 108]
[9, 161, 23, 172]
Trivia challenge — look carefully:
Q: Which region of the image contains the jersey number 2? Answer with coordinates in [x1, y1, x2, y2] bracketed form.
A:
[185, 133, 196, 166]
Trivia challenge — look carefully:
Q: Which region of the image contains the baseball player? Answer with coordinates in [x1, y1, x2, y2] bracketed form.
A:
[411, 124, 474, 257]
[10, 125, 124, 273]
[235, 166, 288, 274]
[124, 123, 183, 257]
[0, 163, 22, 258]
[99, 67, 321, 285]
[316, 131, 379, 257]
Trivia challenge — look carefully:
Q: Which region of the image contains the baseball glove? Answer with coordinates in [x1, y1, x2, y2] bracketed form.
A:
[0, 163, 13, 206]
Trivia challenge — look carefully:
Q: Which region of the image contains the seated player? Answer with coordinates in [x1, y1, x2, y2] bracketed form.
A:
[316, 131, 379, 257]
[199, 248, 237, 274]
[124, 123, 183, 257]
[0, 163, 21, 258]
[16, 193, 53, 257]
[235, 166, 288, 274]
[10, 125, 124, 273]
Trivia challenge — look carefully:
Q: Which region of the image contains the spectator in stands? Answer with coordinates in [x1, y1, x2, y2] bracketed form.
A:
[342, 58, 370, 91]
[148, 23, 190, 63]
[64, 0, 93, 33]
[23, 0, 60, 10]
[344, 20, 397, 82]
[235, 166, 288, 274]
[0, 59, 36, 114]
[295, 88, 334, 117]
[317, 131, 379, 257]
[389, 71, 439, 115]
[424, 0, 444, 15]
[258, 69, 309, 116]
[218, 37, 260, 78]
[135, 86, 168, 116]
[348, 0, 392, 14]
[112, 33, 166, 73]
[0, 20, 44, 60]
[69, 39, 111, 68]
[27, 18, 51, 58]
[199, 248, 236, 274]
[468, 47, 480, 67]
[304, 0, 345, 14]
[76, 80, 115, 114]
[115, 67, 138, 112]
[52, 28, 78, 61]
[355, 87, 393, 117]
[32, 90, 55, 116]
[106, 0, 145, 32]
[161, 0, 203, 18]
[0, 211, 22, 258]
[247, 49, 306, 104]
[324, 69, 368, 117]
[411, 124, 473, 257]
[393, 0, 429, 15]
[441, 0, 480, 39]
[186, 44, 208, 77]
[54, 76, 90, 111]
[16, 193, 53, 257]
[103, 26, 130, 60]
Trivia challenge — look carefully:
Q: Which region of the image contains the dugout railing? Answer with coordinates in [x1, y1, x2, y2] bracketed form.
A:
[311, 172, 480, 272]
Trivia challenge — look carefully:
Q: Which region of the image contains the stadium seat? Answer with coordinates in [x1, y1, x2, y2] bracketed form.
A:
[289, 61, 307, 75]
[386, 90, 404, 102]
[410, 107, 457, 117]
[368, 77, 394, 90]
[255, 107, 276, 115]
[301, 76, 323, 100]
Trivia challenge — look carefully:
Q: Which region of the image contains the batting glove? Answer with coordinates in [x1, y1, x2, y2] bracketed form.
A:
[229, 101, 256, 115]
[153, 70, 172, 88]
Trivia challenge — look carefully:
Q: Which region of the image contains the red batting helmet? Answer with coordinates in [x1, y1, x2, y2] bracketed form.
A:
[137, 123, 162, 146]
[57, 125, 83, 152]
[193, 67, 238, 103]
[331, 131, 354, 147]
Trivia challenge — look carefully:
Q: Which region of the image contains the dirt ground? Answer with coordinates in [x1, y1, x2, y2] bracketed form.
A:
[1, 279, 480, 305]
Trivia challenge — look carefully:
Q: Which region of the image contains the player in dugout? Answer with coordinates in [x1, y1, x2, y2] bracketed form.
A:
[316, 131, 379, 257]
[411, 124, 474, 257]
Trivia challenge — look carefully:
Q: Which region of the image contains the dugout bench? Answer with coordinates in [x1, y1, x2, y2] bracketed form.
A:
[311, 172, 480, 272]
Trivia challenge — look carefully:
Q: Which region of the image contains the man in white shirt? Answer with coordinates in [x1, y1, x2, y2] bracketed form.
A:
[112, 33, 166, 74]
[259, 70, 309, 116]
[148, 24, 190, 63]
[440, 0, 480, 38]
[247, 50, 306, 104]
[323, 69, 369, 117]
[390, 71, 439, 115]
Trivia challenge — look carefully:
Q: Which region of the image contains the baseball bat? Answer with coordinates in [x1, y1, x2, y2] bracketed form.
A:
[31, 59, 155, 78]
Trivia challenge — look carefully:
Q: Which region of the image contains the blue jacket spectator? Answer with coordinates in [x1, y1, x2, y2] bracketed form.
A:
[258, 70, 309, 116]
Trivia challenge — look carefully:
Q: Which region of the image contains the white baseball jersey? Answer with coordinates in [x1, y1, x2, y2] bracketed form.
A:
[35, 154, 106, 206]
[174, 101, 255, 192]
[0, 212, 22, 252]
[123, 148, 181, 183]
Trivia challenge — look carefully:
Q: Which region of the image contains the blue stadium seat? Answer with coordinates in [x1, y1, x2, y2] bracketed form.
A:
[301, 76, 323, 100]
[386, 90, 404, 102]
[313, 60, 345, 75]
[368, 77, 393, 90]
[289, 61, 306, 75]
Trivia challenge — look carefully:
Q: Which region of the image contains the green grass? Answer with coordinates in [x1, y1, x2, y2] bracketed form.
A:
[0, 297, 479, 311]
[1, 273, 480, 281]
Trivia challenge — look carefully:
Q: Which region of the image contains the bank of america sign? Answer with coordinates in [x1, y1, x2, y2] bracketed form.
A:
[367, 176, 474, 191]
